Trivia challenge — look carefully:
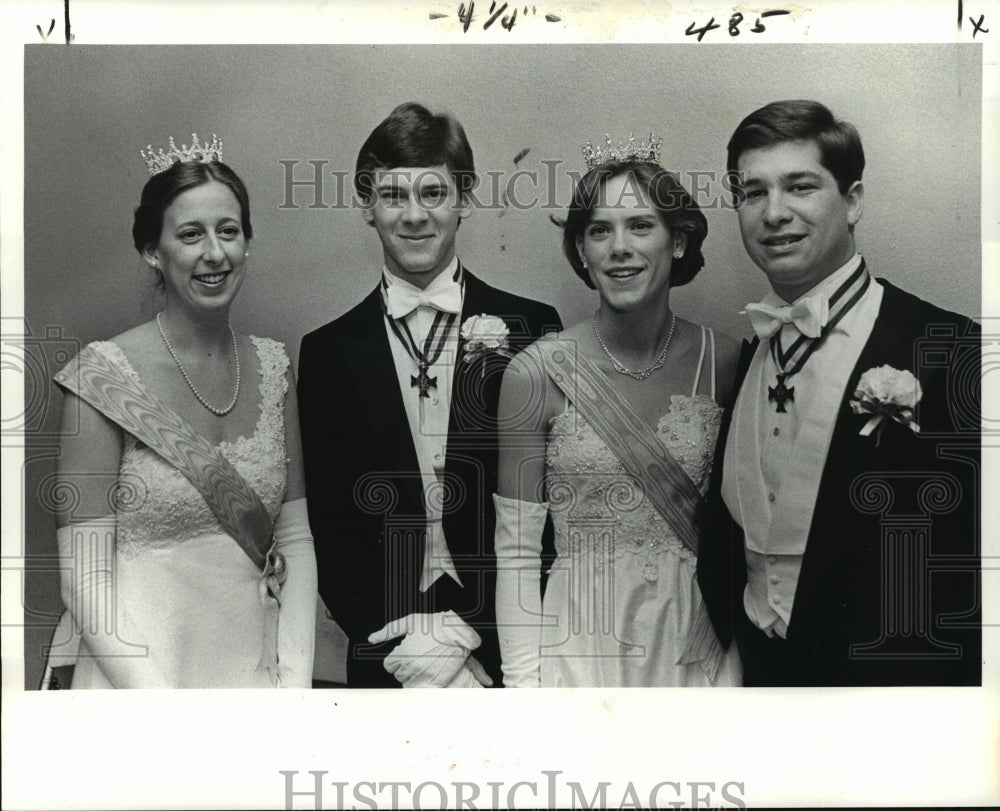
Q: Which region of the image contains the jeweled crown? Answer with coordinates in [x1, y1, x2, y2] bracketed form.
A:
[140, 133, 224, 176]
[581, 132, 662, 170]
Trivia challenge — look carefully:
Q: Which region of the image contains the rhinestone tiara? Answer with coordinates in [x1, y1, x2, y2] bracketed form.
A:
[140, 133, 223, 176]
[581, 132, 662, 170]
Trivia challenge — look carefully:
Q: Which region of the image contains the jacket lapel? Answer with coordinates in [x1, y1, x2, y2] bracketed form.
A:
[713, 335, 757, 496]
[448, 268, 504, 423]
[443, 269, 511, 558]
[341, 286, 424, 508]
[814, 290, 916, 501]
[736, 336, 759, 389]
[451, 264, 487, 386]
[792, 289, 915, 625]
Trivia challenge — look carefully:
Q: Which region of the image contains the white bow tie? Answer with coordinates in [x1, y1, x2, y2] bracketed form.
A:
[743, 295, 829, 340]
[385, 284, 462, 320]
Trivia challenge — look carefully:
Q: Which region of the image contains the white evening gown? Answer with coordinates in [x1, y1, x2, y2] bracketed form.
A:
[540, 328, 741, 687]
[70, 337, 288, 689]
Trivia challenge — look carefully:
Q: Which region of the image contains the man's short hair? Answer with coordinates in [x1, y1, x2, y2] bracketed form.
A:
[354, 102, 476, 203]
[726, 100, 865, 195]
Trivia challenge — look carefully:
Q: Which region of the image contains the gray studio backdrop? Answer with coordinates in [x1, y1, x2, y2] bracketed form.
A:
[20, 43, 981, 688]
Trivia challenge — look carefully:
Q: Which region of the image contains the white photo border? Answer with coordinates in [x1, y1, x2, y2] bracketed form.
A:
[2, 1, 997, 809]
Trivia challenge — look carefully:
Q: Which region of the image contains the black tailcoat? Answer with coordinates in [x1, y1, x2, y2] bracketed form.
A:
[299, 269, 561, 686]
[697, 280, 981, 686]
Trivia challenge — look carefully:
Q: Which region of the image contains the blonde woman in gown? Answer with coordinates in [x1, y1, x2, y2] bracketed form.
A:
[52, 141, 316, 688]
[494, 152, 742, 687]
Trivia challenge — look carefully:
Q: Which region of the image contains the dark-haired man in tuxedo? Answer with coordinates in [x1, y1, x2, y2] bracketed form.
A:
[299, 103, 561, 687]
[697, 100, 980, 686]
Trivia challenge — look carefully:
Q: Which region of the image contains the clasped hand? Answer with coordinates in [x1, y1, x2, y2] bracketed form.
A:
[368, 610, 492, 688]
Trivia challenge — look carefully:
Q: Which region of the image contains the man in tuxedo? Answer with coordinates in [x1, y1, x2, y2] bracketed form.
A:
[298, 103, 561, 687]
[697, 100, 981, 686]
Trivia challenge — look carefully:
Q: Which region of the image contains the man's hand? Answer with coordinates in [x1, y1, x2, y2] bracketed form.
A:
[368, 610, 493, 688]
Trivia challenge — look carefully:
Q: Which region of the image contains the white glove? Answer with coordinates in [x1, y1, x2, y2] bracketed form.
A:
[368, 610, 492, 688]
[441, 656, 491, 689]
[272, 498, 318, 688]
[493, 494, 549, 688]
[58, 519, 170, 688]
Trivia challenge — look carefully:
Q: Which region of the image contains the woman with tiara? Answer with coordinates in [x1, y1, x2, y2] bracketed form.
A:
[493, 135, 742, 687]
[50, 135, 317, 688]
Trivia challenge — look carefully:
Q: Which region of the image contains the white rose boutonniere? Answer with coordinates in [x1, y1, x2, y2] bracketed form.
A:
[849, 364, 922, 444]
[461, 314, 512, 374]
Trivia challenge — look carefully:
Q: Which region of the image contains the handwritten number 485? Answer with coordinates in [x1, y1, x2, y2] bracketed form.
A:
[685, 10, 790, 42]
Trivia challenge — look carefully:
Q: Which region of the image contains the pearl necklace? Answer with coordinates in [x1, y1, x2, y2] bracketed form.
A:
[156, 312, 240, 416]
[592, 311, 676, 381]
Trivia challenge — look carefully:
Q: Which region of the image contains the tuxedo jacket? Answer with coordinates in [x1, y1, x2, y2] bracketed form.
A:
[298, 270, 561, 687]
[697, 280, 981, 686]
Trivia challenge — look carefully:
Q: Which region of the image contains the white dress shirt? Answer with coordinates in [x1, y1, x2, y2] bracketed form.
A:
[381, 257, 463, 592]
[722, 254, 883, 637]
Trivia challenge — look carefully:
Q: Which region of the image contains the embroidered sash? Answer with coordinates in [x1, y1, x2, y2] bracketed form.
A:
[54, 344, 286, 681]
[536, 341, 725, 680]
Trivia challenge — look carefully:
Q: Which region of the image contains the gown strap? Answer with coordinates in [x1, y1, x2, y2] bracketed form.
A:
[708, 327, 717, 401]
[688, 325, 717, 400]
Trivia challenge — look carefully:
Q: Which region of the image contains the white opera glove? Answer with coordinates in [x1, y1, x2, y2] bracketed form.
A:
[368, 610, 492, 688]
[272, 498, 317, 688]
[57, 519, 170, 688]
[493, 494, 548, 688]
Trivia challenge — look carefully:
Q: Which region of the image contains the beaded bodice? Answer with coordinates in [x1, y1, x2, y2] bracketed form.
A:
[88, 338, 289, 558]
[545, 394, 722, 576]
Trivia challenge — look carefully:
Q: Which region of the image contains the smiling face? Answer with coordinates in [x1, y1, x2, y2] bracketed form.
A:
[362, 165, 471, 288]
[736, 139, 863, 301]
[576, 173, 686, 313]
[144, 180, 248, 315]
